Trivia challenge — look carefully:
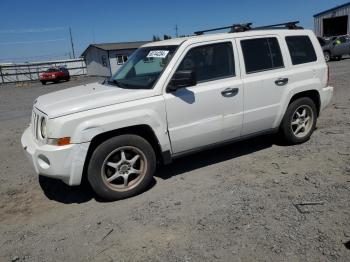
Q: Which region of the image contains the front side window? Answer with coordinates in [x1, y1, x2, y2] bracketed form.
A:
[337, 36, 347, 44]
[241, 37, 284, 74]
[108, 45, 177, 89]
[285, 36, 317, 65]
[176, 42, 235, 83]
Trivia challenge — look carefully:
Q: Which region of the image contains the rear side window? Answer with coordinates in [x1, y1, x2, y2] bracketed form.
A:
[177, 42, 235, 82]
[285, 36, 317, 65]
[241, 37, 284, 74]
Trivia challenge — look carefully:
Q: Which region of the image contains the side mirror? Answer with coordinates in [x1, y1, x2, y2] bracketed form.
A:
[168, 70, 196, 92]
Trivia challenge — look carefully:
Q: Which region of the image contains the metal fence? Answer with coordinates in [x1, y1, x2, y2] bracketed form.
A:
[0, 58, 86, 84]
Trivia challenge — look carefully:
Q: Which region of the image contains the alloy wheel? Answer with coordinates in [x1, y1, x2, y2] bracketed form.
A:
[101, 146, 147, 192]
[291, 105, 314, 138]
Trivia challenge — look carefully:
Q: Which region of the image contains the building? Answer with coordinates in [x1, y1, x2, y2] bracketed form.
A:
[81, 41, 149, 76]
[314, 2, 350, 37]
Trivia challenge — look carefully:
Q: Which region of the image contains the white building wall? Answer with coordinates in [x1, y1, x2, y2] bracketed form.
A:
[85, 47, 111, 76]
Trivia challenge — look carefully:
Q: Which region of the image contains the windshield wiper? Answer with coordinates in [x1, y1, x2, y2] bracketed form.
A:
[105, 79, 126, 88]
[113, 79, 128, 88]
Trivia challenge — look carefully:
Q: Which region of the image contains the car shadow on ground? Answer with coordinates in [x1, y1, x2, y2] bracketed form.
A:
[39, 176, 95, 204]
[156, 134, 278, 180]
[42, 80, 69, 86]
[39, 134, 280, 204]
[38, 175, 158, 204]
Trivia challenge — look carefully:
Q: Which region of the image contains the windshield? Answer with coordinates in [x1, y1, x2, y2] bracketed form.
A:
[107, 45, 177, 89]
[46, 68, 58, 72]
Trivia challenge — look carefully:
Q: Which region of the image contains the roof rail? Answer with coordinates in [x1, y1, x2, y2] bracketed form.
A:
[194, 21, 303, 35]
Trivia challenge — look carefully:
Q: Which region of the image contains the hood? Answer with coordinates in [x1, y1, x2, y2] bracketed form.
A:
[35, 82, 157, 118]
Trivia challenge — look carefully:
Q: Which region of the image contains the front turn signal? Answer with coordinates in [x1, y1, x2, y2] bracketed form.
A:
[48, 137, 71, 146]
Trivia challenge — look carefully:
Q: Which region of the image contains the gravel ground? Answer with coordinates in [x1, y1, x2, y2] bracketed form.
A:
[0, 59, 349, 262]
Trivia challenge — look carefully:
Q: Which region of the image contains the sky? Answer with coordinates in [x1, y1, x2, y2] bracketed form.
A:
[0, 0, 348, 62]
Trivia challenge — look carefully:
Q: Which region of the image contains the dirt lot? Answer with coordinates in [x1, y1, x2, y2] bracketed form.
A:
[0, 59, 350, 262]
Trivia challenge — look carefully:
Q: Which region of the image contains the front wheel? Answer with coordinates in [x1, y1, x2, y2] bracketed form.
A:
[87, 135, 156, 201]
[280, 97, 317, 144]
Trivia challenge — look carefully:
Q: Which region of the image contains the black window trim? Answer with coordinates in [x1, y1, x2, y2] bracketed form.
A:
[285, 35, 318, 66]
[174, 41, 236, 86]
[241, 37, 285, 75]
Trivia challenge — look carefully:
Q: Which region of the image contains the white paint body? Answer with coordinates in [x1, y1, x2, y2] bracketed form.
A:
[21, 29, 333, 186]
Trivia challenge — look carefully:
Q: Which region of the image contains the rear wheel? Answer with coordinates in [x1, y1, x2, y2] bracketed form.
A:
[41, 81, 46, 85]
[323, 51, 330, 62]
[87, 135, 156, 201]
[335, 55, 342, 61]
[280, 97, 317, 144]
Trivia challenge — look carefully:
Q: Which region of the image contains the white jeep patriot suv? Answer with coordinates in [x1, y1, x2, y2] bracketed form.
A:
[21, 22, 333, 200]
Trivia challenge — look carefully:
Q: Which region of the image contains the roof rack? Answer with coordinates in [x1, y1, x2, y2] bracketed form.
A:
[194, 23, 252, 35]
[194, 21, 303, 35]
[253, 21, 303, 30]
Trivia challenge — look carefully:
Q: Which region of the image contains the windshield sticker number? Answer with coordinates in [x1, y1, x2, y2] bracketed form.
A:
[147, 50, 169, 58]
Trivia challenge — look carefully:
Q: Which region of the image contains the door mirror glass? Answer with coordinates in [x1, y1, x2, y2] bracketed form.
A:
[168, 70, 196, 91]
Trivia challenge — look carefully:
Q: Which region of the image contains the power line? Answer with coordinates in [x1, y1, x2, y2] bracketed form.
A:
[0, 38, 66, 45]
[0, 27, 66, 34]
[0, 51, 84, 62]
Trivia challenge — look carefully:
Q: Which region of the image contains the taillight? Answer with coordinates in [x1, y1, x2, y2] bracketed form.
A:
[326, 64, 330, 86]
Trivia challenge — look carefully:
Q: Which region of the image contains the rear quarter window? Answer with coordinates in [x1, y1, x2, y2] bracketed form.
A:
[285, 36, 317, 65]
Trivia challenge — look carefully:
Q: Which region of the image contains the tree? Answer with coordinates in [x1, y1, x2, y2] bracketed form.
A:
[152, 35, 161, 41]
[163, 34, 172, 40]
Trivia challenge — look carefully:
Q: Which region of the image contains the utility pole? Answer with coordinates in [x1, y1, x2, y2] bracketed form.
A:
[175, 24, 178, 38]
[92, 28, 96, 43]
[69, 27, 75, 58]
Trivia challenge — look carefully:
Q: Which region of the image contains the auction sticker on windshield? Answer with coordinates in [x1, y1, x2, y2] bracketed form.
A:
[147, 50, 169, 58]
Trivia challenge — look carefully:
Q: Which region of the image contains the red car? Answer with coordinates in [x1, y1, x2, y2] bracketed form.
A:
[39, 67, 70, 85]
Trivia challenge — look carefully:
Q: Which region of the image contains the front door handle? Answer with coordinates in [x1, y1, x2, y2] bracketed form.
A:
[275, 78, 289, 86]
[221, 87, 239, 97]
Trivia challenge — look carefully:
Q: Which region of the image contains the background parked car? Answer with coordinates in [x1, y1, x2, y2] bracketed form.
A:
[39, 67, 70, 85]
[320, 35, 350, 62]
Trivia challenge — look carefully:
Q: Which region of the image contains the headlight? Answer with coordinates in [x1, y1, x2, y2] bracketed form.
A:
[40, 117, 47, 139]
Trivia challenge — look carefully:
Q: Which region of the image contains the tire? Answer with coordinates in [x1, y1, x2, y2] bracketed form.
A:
[323, 51, 330, 62]
[280, 97, 317, 145]
[41, 81, 46, 85]
[335, 55, 342, 61]
[87, 135, 156, 201]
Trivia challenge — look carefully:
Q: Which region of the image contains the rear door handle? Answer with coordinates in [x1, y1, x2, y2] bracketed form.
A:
[275, 78, 289, 86]
[221, 87, 239, 97]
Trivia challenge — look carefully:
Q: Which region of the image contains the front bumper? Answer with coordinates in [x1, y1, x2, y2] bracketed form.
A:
[320, 86, 334, 111]
[21, 127, 90, 186]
